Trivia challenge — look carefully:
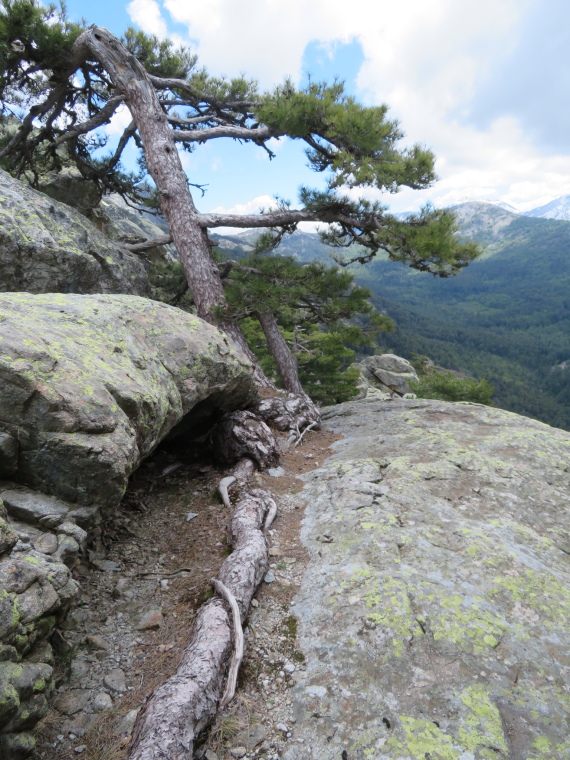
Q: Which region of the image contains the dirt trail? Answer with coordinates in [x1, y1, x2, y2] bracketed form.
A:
[35, 428, 340, 760]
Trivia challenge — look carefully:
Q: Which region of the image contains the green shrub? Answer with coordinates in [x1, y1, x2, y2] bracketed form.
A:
[410, 372, 494, 405]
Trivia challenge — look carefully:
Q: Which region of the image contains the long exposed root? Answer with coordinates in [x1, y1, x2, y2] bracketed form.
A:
[210, 578, 243, 707]
[128, 459, 274, 760]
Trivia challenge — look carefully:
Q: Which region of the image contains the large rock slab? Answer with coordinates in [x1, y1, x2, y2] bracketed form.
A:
[0, 293, 257, 511]
[285, 398, 570, 759]
[357, 354, 419, 397]
[0, 169, 151, 296]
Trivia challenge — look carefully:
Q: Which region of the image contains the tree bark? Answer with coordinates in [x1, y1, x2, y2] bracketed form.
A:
[256, 311, 304, 395]
[76, 27, 275, 386]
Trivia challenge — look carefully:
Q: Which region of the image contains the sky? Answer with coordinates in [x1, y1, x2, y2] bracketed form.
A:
[62, 0, 570, 222]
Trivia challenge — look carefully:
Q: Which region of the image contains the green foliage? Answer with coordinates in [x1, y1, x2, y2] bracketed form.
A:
[257, 79, 435, 191]
[221, 250, 382, 328]
[0, 2, 477, 287]
[410, 372, 494, 405]
[122, 27, 196, 79]
[223, 251, 392, 403]
[363, 212, 570, 428]
[240, 318, 363, 405]
[0, 0, 82, 89]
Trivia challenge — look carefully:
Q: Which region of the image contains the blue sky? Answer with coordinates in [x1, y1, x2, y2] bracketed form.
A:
[62, 0, 570, 221]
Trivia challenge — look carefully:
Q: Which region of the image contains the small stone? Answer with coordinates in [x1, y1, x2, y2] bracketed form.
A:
[284, 557, 296, 565]
[118, 709, 139, 736]
[112, 577, 131, 599]
[284, 663, 295, 674]
[103, 668, 127, 693]
[251, 598, 259, 608]
[268, 548, 280, 556]
[267, 466, 285, 478]
[85, 635, 111, 651]
[75, 745, 86, 754]
[91, 559, 121, 572]
[264, 572, 276, 583]
[32, 532, 58, 554]
[69, 659, 89, 681]
[93, 692, 113, 711]
[229, 747, 247, 758]
[53, 690, 91, 716]
[205, 750, 219, 760]
[276, 723, 288, 734]
[136, 608, 163, 630]
[186, 512, 199, 521]
[57, 521, 88, 544]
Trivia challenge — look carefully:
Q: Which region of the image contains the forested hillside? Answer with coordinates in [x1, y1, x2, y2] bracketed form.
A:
[212, 203, 570, 430]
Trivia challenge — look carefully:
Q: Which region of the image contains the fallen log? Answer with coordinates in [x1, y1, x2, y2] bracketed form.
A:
[128, 476, 274, 760]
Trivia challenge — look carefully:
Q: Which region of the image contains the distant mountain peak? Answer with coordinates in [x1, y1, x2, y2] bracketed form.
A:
[452, 197, 520, 213]
[523, 194, 570, 220]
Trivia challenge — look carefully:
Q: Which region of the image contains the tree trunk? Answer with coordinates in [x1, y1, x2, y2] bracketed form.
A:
[78, 27, 274, 385]
[256, 311, 305, 395]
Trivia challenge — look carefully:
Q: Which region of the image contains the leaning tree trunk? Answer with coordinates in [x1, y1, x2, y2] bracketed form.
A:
[256, 310, 305, 395]
[77, 27, 273, 386]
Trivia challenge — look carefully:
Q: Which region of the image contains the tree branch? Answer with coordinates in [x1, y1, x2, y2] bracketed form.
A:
[148, 73, 260, 109]
[172, 124, 279, 143]
[199, 210, 318, 228]
[53, 95, 123, 145]
[108, 119, 137, 170]
[122, 234, 173, 252]
[217, 259, 262, 279]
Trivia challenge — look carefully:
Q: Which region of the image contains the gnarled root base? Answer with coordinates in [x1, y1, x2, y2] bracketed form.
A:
[252, 392, 321, 434]
[128, 475, 274, 760]
[210, 410, 279, 468]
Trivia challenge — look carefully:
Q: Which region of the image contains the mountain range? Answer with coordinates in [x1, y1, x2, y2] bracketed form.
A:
[211, 199, 570, 431]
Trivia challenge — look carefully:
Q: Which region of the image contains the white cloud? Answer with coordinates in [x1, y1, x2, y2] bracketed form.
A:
[105, 104, 133, 136]
[124, 0, 570, 211]
[127, 0, 168, 39]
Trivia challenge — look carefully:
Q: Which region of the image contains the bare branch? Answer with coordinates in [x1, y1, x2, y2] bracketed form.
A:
[53, 95, 123, 145]
[217, 259, 263, 279]
[199, 210, 318, 229]
[108, 119, 137, 170]
[122, 234, 173, 252]
[172, 124, 278, 143]
[167, 114, 226, 127]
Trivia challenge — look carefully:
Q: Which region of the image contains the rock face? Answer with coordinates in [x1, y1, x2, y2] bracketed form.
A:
[285, 398, 570, 759]
[0, 169, 151, 296]
[0, 292, 257, 511]
[355, 354, 419, 398]
[0, 293, 257, 756]
[0, 490, 79, 760]
[98, 195, 176, 262]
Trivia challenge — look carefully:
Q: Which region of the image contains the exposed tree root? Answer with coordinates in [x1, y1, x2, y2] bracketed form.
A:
[252, 391, 321, 433]
[210, 410, 279, 468]
[128, 461, 274, 760]
[218, 476, 237, 510]
[210, 579, 243, 707]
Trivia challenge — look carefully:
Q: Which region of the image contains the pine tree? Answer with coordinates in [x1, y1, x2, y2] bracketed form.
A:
[0, 1, 479, 401]
[219, 245, 393, 400]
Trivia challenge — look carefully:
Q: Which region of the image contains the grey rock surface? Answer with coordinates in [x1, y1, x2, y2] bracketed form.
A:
[0, 292, 257, 511]
[98, 195, 177, 262]
[357, 354, 419, 397]
[0, 293, 258, 756]
[0, 169, 150, 296]
[285, 398, 570, 759]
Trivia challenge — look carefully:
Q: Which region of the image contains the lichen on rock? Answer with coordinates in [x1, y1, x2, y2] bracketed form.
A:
[0, 292, 257, 511]
[284, 398, 570, 759]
